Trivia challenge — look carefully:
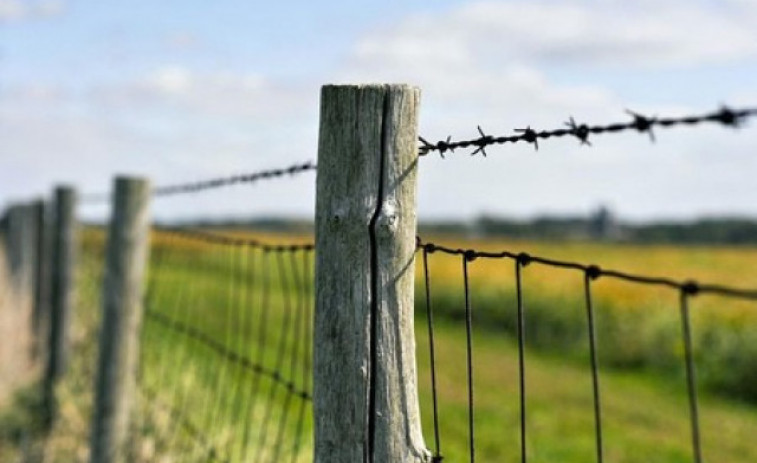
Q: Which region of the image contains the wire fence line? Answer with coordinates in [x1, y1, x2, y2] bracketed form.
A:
[137, 226, 314, 462]
[80, 161, 317, 204]
[1, 84, 757, 462]
[418, 105, 757, 157]
[415, 237, 757, 463]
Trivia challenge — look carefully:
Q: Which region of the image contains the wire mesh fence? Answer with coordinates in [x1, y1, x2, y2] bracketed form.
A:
[136, 228, 314, 462]
[1, 86, 757, 463]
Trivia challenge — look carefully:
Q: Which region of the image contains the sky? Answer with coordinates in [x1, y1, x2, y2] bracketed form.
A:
[2, 0, 757, 222]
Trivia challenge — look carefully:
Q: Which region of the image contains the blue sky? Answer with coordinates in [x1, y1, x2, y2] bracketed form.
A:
[2, 0, 757, 222]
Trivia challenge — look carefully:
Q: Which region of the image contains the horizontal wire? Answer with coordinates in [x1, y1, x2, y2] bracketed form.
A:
[416, 237, 757, 301]
[81, 161, 317, 204]
[152, 226, 315, 252]
[145, 309, 312, 401]
[419, 105, 757, 157]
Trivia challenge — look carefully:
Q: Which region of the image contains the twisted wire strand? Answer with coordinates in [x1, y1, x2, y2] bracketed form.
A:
[419, 106, 757, 157]
[81, 161, 317, 204]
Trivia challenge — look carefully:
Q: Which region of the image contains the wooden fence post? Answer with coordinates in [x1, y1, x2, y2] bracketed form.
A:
[44, 186, 77, 426]
[31, 199, 51, 362]
[90, 177, 150, 463]
[314, 84, 429, 462]
[6, 204, 35, 298]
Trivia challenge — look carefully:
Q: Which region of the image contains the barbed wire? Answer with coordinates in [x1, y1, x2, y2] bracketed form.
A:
[418, 105, 757, 157]
[415, 236, 757, 301]
[81, 161, 317, 204]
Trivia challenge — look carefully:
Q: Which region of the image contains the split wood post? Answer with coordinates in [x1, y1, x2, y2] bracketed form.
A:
[314, 84, 429, 462]
[44, 186, 77, 427]
[31, 199, 51, 362]
[90, 177, 150, 463]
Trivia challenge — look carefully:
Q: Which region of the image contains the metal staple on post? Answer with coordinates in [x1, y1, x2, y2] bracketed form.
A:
[313, 84, 429, 462]
[90, 176, 151, 463]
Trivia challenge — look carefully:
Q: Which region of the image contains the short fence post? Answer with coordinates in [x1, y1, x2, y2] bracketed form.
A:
[314, 84, 429, 462]
[31, 199, 51, 362]
[90, 177, 151, 463]
[6, 204, 35, 298]
[44, 186, 77, 427]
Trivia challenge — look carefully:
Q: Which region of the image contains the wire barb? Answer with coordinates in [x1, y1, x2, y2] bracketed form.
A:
[566, 117, 592, 146]
[626, 109, 657, 142]
[418, 104, 757, 157]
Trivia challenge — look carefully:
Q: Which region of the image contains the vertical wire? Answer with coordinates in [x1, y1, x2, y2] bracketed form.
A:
[462, 255, 475, 463]
[515, 260, 527, 463]
[243, 249, 272, 460]
[191, 240, 224, 462]
[148, 231, 187, 455]
[422, 248, 442, 460]
[240, 246, 260, 459]
[229, 244, 249, 460]
[270, 250, 299, 462]
[680, 290, 702, 463]
[291, 249, 312, 463]
[162, 237, 206, 458]
[583, 272, 604, 463]
[150, 233, 193, 453]
[256, 249, 292, 461]
[284, 249, 304, 461]
[136, 228, 168, 455]
[203, 241, 235, 461]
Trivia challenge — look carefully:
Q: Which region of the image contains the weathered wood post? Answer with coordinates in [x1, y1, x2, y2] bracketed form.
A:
[31, 199, 51, 362]
[44, 186, 77, 427]
[6, 204, 35, 297]
[90, 177, 150, 463]
[314, 84, 429, 462]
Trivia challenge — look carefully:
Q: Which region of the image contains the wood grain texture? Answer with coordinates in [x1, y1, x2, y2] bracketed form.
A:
[90, 177, 150, 463]
[314, 84, 429, 463]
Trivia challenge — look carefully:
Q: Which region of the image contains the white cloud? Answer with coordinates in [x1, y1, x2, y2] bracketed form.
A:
[0, 69, 320, 220]
[3, 1, 757, 221]
[92, 66, 314, 120]
[333, 0, 757, 220]
[0, 0, 65, 22]
[350, 1, 757, 70]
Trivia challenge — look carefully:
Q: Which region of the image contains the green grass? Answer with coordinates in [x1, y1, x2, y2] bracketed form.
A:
[418, 239, 757, 402]
[4, 230, 757, 462]
[415, 319, 757, 462]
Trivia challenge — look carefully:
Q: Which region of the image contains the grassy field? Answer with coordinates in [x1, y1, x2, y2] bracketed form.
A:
[2, 230, 757, 462]
[418, 237, 757, 402]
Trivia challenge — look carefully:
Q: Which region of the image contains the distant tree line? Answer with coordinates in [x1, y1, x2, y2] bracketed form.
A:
[421, 209, 757, 245]
[166, 209, 757, 245]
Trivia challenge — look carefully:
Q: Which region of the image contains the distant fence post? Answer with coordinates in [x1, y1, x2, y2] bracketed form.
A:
[90, 177, 150, 463]
[31, 199, 51, 362]
[6, 204, 36, 299]
[44, 186, 77, 427]
[314, 84, 429, 462]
